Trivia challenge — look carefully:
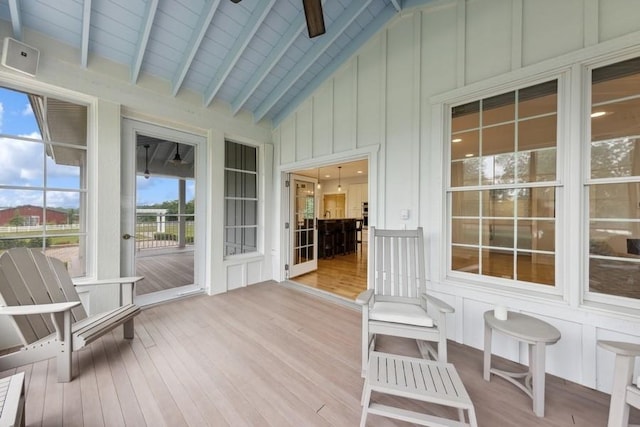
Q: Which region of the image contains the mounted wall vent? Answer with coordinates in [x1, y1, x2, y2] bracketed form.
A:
[1, 38, 39, 76]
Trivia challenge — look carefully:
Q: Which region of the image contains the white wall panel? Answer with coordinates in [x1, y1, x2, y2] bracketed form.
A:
[279, 116, 296, 165]
[295, 100, 313, 161]
[421, 3, 458, 98]
[599, 0, 640, 41]
[247, 260, 263, 285]
[333, 63, 356, 153]
[357, 36, 383, 148]
[312, 83, 333, 157]
[385, 16, 418, 228]
[522, 0, 584, 66]
[227, 264, 244, 290]
[466, 0, 513, 84]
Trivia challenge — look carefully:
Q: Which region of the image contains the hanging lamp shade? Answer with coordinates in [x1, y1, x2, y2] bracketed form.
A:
[171, 142, 183, 164]
[338, 166, 342, 191]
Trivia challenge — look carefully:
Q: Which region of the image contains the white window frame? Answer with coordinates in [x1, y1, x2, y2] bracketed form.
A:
[582, 50, 640, 310]
[437, 71, 570, 299]
[223, 139, 260, 258]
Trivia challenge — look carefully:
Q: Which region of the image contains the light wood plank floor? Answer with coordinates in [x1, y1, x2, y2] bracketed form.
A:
[293, 244, 367, 300]
[2, 282, 638, 426]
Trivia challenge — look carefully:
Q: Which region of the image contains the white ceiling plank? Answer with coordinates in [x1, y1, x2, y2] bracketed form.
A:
[230, 10, 307, 115]
[253, 0, 374, 123]
[80, 0, 92, 68]
[131, 0, 159, 83]
[7, 0, 22, 41]
[203, 0, 277, 107]
[390, 0, 402, 12]
[171, 0, 221, 97]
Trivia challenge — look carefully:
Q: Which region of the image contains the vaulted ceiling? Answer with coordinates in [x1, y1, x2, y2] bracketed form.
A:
[0, 0, 432, 126]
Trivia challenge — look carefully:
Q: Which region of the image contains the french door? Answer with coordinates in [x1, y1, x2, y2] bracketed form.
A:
[288, 174, 318, 278]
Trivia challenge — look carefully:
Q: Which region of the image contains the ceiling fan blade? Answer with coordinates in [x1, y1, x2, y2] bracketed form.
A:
[303, 0, 326, 38]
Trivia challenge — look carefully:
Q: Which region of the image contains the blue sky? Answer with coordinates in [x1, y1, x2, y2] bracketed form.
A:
[0, 86, 194, 208]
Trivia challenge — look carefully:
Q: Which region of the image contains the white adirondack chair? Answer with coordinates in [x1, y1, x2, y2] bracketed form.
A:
[356, 227, 454, 377]
[0, 247, 143, 382]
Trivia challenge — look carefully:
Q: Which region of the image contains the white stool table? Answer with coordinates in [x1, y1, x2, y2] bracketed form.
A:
[483, 310, 560, 417]
[361, 351, 477, 426]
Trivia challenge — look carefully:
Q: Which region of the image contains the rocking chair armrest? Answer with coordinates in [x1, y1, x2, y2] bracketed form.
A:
[356, 289, 374, 306]
[0, 301, 81, 316]
[422, 293, 455, 314]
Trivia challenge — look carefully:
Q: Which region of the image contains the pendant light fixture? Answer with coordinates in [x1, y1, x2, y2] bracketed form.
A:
[171, 142, 183, 164]
[143, 144, 150, 179]
[317, 167, 321, 189]
[338, 166, 342, 192]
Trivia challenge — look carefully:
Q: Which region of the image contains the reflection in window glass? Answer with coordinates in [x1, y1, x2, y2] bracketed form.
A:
[224, 141, 258, 256]
[0, 88, 87, 277]
[449, 80, 558, 286]
[588, 57, 640, 300]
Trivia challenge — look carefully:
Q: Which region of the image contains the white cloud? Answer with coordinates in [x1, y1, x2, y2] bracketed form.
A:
[21, 103, 33, 116]
[0, 102, 4, 132]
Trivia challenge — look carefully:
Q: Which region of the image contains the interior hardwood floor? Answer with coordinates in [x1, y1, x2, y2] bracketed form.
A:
[2, 281, 637, 426]
[293, 243, 367, 300]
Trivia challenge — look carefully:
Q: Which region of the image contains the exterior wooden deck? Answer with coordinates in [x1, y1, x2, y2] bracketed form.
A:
[1, 282, 637, 426]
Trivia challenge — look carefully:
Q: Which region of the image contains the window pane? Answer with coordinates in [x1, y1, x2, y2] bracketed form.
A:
[591, 137, 640, 179]
[483, 92, 515, 126]
[451, 191, 479, 217]
[452, 246, 479, 273]
[589, 183, 640, 219]
[518, 187, 555, 218]
[482, 248, 513, 279]
[518, 220, 555, 251]
[589, 220, 640, 258]
[592, 56, 640, 104]
[243, 200, 257, 225]
[482, 219, 514, 248]
[45, 191, 79, 231]
[452, 101, 479, 132]
[0, 138, 44, 187]
[519, 81, 558, 118]
[451, 130, 479, 161]
[225, 170, 257, 198]
[481, 153, 515, 185]
[518, 252, 555, 285]
[451, 157, 480, 187]
[591, 98, 640, 141]
[518, 115, 556, 151]
[452, 219, 479, 245]
[590, 258, 640, 299]
[483, 123, 514, 156]
[482, 190, 514, 217]
[517, 149, 556, 183]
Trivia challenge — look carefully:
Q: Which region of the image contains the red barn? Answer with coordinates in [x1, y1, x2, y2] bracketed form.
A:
[0, 205, 69, 226]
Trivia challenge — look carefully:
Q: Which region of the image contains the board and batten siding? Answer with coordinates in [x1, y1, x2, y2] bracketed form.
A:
[273, 0, 640, 393]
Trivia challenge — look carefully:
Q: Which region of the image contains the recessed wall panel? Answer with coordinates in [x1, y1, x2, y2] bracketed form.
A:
[466, 0, 512, 84]
[522, 0, 584, 66]
[599, 0, 640, 41]
[295, 100, 312, 161]
[357, 36, 382, 148]
[333, 63, 355, 152]
[279, 116, 296, 165]
[312, 84, 333, 157]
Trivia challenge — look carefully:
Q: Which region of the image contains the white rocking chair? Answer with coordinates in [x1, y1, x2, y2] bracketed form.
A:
[356, 227, 454, 377]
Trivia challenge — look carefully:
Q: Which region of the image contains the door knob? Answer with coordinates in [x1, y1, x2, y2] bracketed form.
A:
[122, 233, 133, 240]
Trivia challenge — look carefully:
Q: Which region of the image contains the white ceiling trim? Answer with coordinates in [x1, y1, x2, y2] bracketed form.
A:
[131, 0, 159, 83]
[7, 0, 22, 41]
[204, 0, 277, 107]
[253, 0, 375, 123]
[171, 0, 221, 97]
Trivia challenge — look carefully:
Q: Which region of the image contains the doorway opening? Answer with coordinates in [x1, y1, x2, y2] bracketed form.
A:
[286, 159, 369, 300]
[122, 119, 205, 307]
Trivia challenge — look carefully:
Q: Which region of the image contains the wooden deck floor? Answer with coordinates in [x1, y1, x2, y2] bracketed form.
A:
[1, 282, 637, 426]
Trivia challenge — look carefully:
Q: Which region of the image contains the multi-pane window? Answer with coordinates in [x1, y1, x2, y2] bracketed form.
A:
[224, 140, 258, 256]
[448, 80, 558, 286]
[588, 56, 640, 300]
[0, 87, 87, 277]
